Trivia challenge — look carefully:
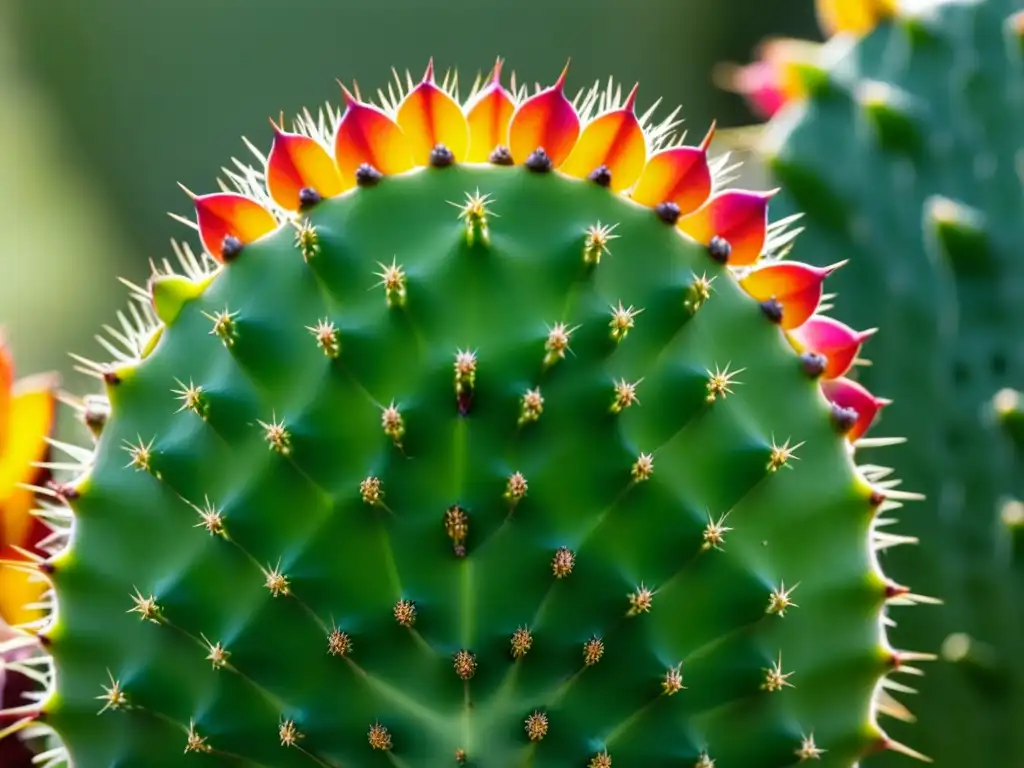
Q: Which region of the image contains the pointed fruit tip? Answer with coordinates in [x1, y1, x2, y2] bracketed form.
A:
[555, 59, 571, 88]
[150, 274, 203, 326]
[624, 82, 639, 110]
[337, 80, 358, 105]
[700, 120, 717, 150]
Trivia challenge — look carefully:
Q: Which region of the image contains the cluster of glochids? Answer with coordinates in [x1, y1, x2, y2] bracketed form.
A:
[0, 58, 933, 767]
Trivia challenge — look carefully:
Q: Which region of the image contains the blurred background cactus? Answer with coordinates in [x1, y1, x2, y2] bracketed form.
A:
[725, 0, 1024, 764]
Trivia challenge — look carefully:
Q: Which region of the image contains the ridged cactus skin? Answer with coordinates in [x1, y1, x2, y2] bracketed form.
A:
[755, 0, 1024, 763]
[2, 62, 929, 766]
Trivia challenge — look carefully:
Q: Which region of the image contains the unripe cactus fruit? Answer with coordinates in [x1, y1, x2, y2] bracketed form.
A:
[1, 60, 932, 766]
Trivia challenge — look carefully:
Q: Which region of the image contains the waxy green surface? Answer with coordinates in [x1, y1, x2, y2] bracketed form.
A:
[47, 166, 887, 767]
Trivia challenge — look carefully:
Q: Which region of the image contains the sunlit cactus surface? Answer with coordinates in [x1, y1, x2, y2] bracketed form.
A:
[0, 59, 933, 768]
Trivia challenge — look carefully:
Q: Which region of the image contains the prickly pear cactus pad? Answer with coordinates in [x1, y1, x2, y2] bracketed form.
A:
[2, 61, 930, 767]
[750, 0, 1024, 763]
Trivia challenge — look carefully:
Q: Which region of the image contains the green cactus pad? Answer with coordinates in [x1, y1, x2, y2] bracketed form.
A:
[758, 0, 1024, 763]
[9, 65, 920, 767]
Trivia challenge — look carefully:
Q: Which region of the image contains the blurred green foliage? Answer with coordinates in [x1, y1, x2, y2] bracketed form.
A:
[0, 5, 133, 384]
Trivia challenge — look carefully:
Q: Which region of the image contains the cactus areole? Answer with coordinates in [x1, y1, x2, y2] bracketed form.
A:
[1, 60, 932, 767]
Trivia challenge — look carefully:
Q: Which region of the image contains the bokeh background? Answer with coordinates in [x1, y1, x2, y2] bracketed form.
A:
[0, 0, 819, 383]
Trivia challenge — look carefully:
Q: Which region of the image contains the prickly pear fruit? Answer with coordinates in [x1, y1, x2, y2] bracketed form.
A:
[742, 0, 1024, 763]
[0, 338, 59, 629]
[0, 338, 59, 765]
[3, 60, 930, 767]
